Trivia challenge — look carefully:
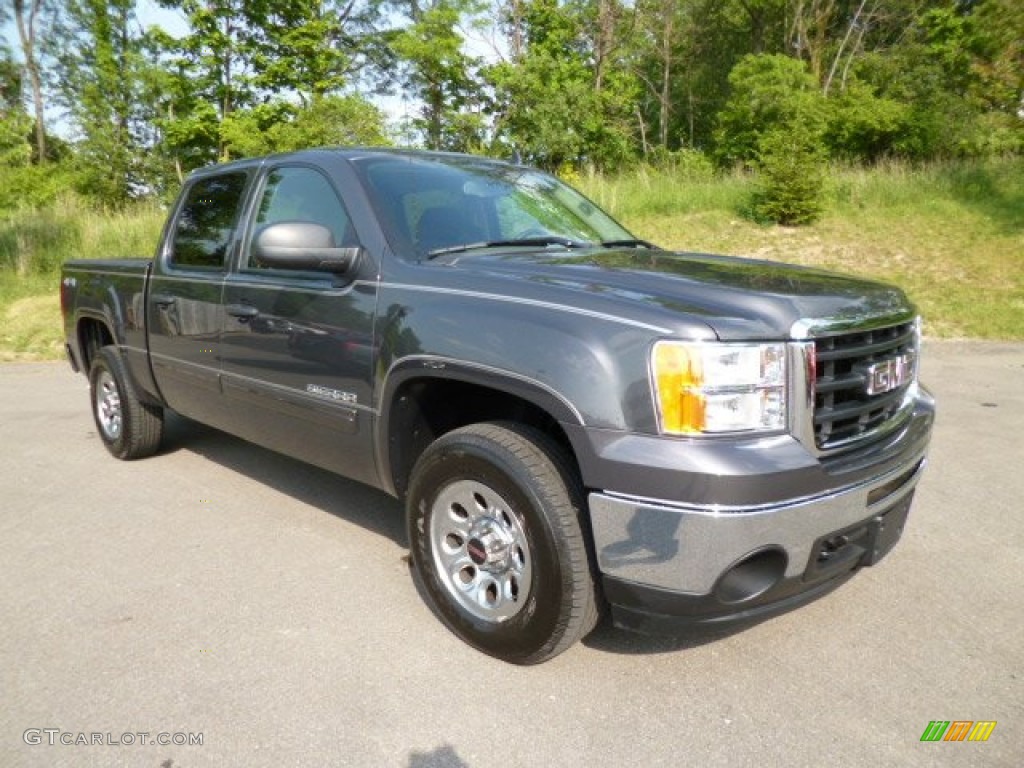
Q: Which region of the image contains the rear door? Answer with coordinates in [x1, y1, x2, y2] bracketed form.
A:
[147, 169, 251, 428]
[219, 162, 380, 485]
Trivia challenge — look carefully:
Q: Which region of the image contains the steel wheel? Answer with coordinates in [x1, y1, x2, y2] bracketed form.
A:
[94, 368, 123, 441]
[407, 422, 601, 664]
[430, 479, 533, 623]
[88, 346, 164, 460]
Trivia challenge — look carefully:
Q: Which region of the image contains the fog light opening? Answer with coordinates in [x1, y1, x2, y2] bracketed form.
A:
[714, 548, 788, 604]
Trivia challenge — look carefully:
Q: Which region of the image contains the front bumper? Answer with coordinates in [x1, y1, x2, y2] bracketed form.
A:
[579, 389, 934, 633]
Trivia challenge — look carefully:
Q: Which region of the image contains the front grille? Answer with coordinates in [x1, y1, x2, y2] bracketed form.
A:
[813, 321, 917, 450]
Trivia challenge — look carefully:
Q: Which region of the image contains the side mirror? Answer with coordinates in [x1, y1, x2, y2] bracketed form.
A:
[252, 221, 360, 273]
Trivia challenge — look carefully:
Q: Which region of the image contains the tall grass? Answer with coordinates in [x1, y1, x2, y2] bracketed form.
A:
[579, 151, 750, 220]
[579, 156, 1023, 340]
[0, 195, 165, 275]
[0, 196, 166, 361]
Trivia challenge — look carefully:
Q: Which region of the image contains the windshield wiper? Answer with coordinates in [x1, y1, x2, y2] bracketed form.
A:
[426, 236, 588, 259]
[600, 238, 655, 249]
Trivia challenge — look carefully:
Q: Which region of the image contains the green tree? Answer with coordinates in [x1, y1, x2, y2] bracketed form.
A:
[11, 0, 48, 161]
[965, 0, 1024, 154]
[221, 95, 389, 157]
[151, 0, 385, 169]
[253, 0, 380, 104]
[629, 0, 791, 155]
[844, 6, 991, 159]
[152, 0, 269, 161]
[48, 0, 147, 205]
[390, 0, 486, 151]
[714, 53, 826, 167]
[970, 0, 1023, 113]
[0, 47, 32, 167]
[487, 0, 637, 169]
[631, 0, 690, 153]
[139, 29, 220, 190]
[0, 36, 75, 210]
[823, 78, 910, 161]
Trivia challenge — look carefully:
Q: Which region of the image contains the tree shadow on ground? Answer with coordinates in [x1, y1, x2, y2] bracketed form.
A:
[408, 744, 471, 768]
[940, 161, 1024, 234]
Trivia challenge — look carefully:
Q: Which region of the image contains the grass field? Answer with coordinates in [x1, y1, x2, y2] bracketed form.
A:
[1, 158, 1021, 361]
[0, 199, 165, 361]
[580, 157, 1024, 340]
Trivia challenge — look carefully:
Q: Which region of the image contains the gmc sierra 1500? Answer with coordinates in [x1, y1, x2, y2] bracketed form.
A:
[61, 148, 934, 664]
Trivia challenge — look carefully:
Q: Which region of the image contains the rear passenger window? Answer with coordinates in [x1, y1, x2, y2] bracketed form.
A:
[168, 173, 248, 270]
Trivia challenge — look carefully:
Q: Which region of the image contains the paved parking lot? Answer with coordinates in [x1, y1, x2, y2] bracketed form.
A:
[1, 342, 1021, 767]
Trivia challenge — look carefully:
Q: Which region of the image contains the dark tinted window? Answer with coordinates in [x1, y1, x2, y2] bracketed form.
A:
[247, 166, 356, 270]
[169, 173, 248, 269]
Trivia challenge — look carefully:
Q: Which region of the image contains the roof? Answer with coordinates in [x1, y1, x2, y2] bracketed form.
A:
[188, 147, 516, 178]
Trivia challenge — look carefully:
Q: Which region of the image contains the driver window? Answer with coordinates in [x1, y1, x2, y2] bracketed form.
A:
[247, 166, 357, 270]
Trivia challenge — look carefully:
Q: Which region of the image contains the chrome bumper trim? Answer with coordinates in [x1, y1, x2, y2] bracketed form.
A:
[589, 447, 928, 595]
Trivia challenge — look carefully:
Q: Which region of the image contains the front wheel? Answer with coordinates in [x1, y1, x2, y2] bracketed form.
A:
[89, 346, 164, 460]
[406, 422, 600, 664]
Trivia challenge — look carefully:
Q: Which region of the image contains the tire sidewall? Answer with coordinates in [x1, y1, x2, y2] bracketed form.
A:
[408, 437, 572, 663]
[89, 350, 130, 459]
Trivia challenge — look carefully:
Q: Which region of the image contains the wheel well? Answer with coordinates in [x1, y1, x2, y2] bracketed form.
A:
[387, 377, 579, 499]
[78, 318, 114, 371]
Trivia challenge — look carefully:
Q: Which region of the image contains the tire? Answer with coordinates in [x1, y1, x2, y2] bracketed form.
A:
[406, 422, 601, 664]
[89, 346, 164, 460]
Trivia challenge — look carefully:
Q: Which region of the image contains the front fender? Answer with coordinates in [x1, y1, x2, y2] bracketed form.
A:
[374, 293, 661, 432]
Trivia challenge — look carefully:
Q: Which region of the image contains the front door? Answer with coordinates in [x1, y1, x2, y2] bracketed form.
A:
[219, 164, 379, 485]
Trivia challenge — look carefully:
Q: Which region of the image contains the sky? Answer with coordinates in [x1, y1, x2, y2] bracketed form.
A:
[136, 0, 189, 37]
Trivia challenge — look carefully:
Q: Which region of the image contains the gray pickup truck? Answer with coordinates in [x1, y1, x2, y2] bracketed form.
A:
[61, 148, 934, 664]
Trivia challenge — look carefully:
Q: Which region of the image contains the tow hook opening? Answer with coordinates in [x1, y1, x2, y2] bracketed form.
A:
[817, 533, 853, 564]
[713, 548, 788, 604]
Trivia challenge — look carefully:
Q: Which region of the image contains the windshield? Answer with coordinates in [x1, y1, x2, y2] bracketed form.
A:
[353, 154, 634, 259]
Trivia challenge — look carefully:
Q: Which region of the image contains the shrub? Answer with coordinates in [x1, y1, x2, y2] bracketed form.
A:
[824, 80, 911, 161]
[645, 148, 716, 181]
[751, 124, 827, 225]
[0, 163, 80, 211]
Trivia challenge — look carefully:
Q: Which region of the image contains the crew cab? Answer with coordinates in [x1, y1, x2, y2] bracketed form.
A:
[61, 148, 935, 664]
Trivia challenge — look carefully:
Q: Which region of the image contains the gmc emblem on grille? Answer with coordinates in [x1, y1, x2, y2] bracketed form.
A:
[863, 354, 914, 395]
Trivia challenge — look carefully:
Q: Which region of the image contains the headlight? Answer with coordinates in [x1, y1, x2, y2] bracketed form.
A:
[651, 341, 787, 435]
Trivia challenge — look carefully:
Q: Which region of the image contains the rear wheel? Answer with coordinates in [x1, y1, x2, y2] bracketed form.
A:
[89, 346, 164, 460]
[406, 422, 600, 664]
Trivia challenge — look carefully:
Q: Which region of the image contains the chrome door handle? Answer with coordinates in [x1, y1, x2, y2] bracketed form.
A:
[151, 293, 175, 307]
[226, 304, 260, 320]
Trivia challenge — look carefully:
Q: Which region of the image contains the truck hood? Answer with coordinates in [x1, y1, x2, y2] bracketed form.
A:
[443, 248, 915, 340]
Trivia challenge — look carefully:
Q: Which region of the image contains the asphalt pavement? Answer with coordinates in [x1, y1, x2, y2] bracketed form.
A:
[1, 341, 1021, 767]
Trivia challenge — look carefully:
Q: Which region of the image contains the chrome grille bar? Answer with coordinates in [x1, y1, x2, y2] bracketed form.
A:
[813, 322, 917, 450]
